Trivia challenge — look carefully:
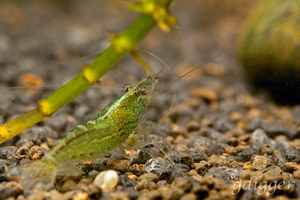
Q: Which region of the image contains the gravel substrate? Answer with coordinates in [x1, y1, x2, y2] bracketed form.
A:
[0, 0, 299, 200]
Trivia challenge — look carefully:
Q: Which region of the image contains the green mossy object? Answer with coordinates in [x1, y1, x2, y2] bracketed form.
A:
[238, 0, 300, 104]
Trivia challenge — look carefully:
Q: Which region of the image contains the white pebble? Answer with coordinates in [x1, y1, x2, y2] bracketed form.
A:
[93, 170, 118, 192]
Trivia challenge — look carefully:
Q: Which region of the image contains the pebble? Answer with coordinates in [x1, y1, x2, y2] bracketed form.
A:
[193, 160, 210, 176]
[214, 117, 235, 132]
[204, 166, 241, 181]
[171, 177, 193, 192]
[285, 149, 300, 163]
[109, 191, 130, 200]
[293, 170, 300, 179]
[44, 114, 69, 132]
[72, 192, 89, 200]
[170, 124, 187, 137]
[17, 126, 58, 146]
[244, 118, 261, 132]
[137, 173, 159, 182]
[106, 159, 130, 173]
[251, 155, 271, 170]
[28, 145, 44, 160]
[178, 153, 193, 166]
[180, 193, 197, 200]
[186, 121, 200, 132]
[192, 87, 217, 102]
[118, 174, 136, 187]
[144, 158, 172, 179]
[0, 146, 17, 159]
[93, 170, 119, 192]
[189, 150, 208, 162]
[61, 179, 77, 192]
[136, 180, 157, 191]
[0, 182, 23, 199]
[261, 120, 288, 137]
[193, 185, 209, 199]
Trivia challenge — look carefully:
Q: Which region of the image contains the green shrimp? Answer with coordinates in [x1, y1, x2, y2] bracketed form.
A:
[9, 76, 157, 191]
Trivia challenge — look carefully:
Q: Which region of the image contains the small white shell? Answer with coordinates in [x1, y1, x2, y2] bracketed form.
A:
[93, 170, 119, 192]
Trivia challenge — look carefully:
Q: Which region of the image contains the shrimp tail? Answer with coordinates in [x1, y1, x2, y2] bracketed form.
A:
[8, 155, 57, 192]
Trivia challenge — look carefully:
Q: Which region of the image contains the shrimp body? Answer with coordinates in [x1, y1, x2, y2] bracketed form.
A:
[10, 76, 157, 191]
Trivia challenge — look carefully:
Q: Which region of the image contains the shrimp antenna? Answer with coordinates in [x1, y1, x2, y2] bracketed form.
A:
[139, 49, 172, 79]
[157, 12, 300, 94]
[139, 49, 176, 110]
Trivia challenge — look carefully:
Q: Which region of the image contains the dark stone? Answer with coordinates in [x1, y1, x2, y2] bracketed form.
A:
[204, 166, 241, 181]
[245, 118, 261, 132]
[17, 126, 58, 146]
[193, 185, 209, 199]
[44, 114, 68, 132]
[0, 182, 23, 199]
[214, 117, 235, 132]
[0, 146, 17, 159]
[144, 158, 173, 179]
[171, 177, 193, 192]
[286, 125, 300, 139]
[286, 149, 300, 163]
[210, 143, 227, 155]
[122, 187, 140, 200]
[137, 173, 159, 182]
[189, 150, 208, 163]
[261, 120, 288, 137]
[204, 127, 222, 140]
[119, 174, 136, 187]
[236, 147, 257, 162]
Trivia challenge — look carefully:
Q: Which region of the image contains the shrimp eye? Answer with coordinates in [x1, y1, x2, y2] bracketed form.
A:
[140, 88, 148, 95]
[124, 85, 132, 92]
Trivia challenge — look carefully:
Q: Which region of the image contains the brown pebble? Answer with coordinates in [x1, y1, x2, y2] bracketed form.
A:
[192, 185, 209, 198]
[139, 189, 162, 200]
[225, 146, 237, 156]
[264, 174, 283, 183]
[180, 193, 197, 200]
[230, 112, 243, 122]
[265, 166, 282, 176]
[136, 180, 157, 191]
[283, 162, 299, 172]
[293, 170, 300, 179]
[125, 172, 137, 181]
[170, 124, 187, 137]
[106, 159, 130, 173]
[240, 170, 252, 180]
[179, 153, 193, 166]
[161, 187, 185, 200]
[174, 135, 187, 143]
[226, 137, 239, 147]
[200, 118, 213, 127]
[186, 121, 200, 132]
[208, 155, 226, 167]
[61, 179, 77, 192]
[28, 145, 44, 160]
[72, 192, 88, 200]
[193, 160, 209, 176]
[176, 144, 189, 152]
[251, 155, 270, 170]
[14, 146, 30, 159]
[4, 182, 23, 197]
[109, 192, 130, 200]
[171, 177, 193, 192]
[192, 87, 217, 102]
[137, 173, 159, 182]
